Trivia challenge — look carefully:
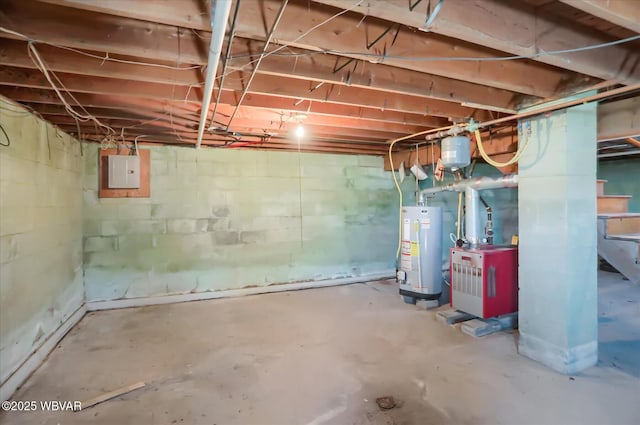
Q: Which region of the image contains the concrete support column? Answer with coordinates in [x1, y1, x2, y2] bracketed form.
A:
[517, 102, 598, 373]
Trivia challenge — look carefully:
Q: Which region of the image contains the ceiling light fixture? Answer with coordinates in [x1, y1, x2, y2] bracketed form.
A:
[296, 124, 305, 139]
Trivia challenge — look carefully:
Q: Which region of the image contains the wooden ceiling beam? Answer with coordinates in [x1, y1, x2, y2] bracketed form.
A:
[80, 134, 388, 155]
[598, 96, 640, 142]
[559, 0, 640, 34]
[231, 0, 581, 97]
[0, 37, 525, 112]
[0, 86, 201, 117]
[208, 120, 411, 141]
[0, 39, 202, 87]
[0, 86, 448, 128]
[58, 124, 391, 153]
[36, 0, 212, 31]
[41, 115, 197, 132]
[27, 101, 428, 136]
[35, 111, 196, 134]
[23, 0, 575, 97]
[211, 104, 428, 135]
[223, 71, 486, 120]
[227, 39, 524, 113]
[0, 41, 488, 120]
[23, 102, 199, 128]
[0, 38, 490, 120]
[2, 83, 433, 140]
[55, 120, 397, 146]
[0, 65, 203, 101]
[313, 0, 640, 84]
[0, 65, 481, 120]
[228, 95, 448, 128]
[33, 101, 416, 142]
[0, 0, 206, 64]
[46, 112, 411, 143]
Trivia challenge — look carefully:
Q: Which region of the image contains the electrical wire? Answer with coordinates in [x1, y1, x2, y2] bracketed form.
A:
[26, 42, 115, 135]
[215, 0, 365, 84]
[207, 0, 242, 130]
[3, 15, 639, 90]
[389, 125, 455, 261]
[169, 26, 183, 142]
[226, 0, 289, 130]
[6, 8, 637, 72]
[0, 97, 82, 145]
[133, 135, 148, 154]
[228, 33, 640, 63]
[389, 141, 405, 262]
[55, 45, 202, 70]
[239, 0, 364, 69]
[0, 26, 201, 71]
[0, 123, 10, 147]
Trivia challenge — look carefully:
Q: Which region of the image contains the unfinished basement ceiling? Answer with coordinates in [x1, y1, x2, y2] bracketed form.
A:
[0, 0, 639, 155]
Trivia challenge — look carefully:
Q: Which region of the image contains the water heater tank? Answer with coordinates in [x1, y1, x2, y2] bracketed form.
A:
[441, 136, 471, 169]
[398, 206, 443, 302]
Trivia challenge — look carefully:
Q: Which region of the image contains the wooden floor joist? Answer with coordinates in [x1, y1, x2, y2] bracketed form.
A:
[0, 0, 637, 155]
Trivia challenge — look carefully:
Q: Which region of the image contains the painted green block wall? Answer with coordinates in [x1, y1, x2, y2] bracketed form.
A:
[0, 98, 84, 385]
[598, 158, 640, 212]
[83, 145, 401, 301]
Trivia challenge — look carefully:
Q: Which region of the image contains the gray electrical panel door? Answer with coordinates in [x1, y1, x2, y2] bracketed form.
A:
[108, 155, 140, 189]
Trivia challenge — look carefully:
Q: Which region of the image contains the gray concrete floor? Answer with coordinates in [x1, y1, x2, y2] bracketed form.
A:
[1, 271, 639, 425]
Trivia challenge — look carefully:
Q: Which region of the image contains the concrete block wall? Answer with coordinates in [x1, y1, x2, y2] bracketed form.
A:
[518, 104, 598, 373]
[0, 98, 84, 386]
[83, 144, 403, 301]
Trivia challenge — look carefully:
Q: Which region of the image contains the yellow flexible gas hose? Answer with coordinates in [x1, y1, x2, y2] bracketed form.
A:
[389, 140, 403, 261]
[388, 125, 457, 262]
[474, 129, 531, 167]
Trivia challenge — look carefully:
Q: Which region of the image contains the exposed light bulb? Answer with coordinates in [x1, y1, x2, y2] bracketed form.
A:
[295, 124, 305, 139]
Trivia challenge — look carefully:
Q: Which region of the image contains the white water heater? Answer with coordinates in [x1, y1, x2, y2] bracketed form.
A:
[441, 135, 471, 170]
[397, 206, 443, 303]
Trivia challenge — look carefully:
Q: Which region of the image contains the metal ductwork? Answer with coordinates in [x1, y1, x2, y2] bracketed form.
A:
[196, 0, 233, 149]
[420, 175, 519, 246]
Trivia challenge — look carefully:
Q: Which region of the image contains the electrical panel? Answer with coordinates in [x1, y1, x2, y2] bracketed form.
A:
[450, 246, 518, 319]
[107, 155, 140, 189]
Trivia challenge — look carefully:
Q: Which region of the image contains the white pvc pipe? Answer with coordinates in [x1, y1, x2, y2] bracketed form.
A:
[196, 0, 233, 149]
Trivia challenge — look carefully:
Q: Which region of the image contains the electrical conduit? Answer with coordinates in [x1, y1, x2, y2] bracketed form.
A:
[196, 0, 233, 149]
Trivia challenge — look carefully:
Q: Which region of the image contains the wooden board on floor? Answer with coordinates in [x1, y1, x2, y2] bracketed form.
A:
[81, 381, 146, 409]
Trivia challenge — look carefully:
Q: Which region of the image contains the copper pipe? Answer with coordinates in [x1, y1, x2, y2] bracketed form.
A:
[479, 83, 640, 129]
[423, 83, 640, 142]
[388, 124, 456, 145]
[625, 137, 640, 148]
